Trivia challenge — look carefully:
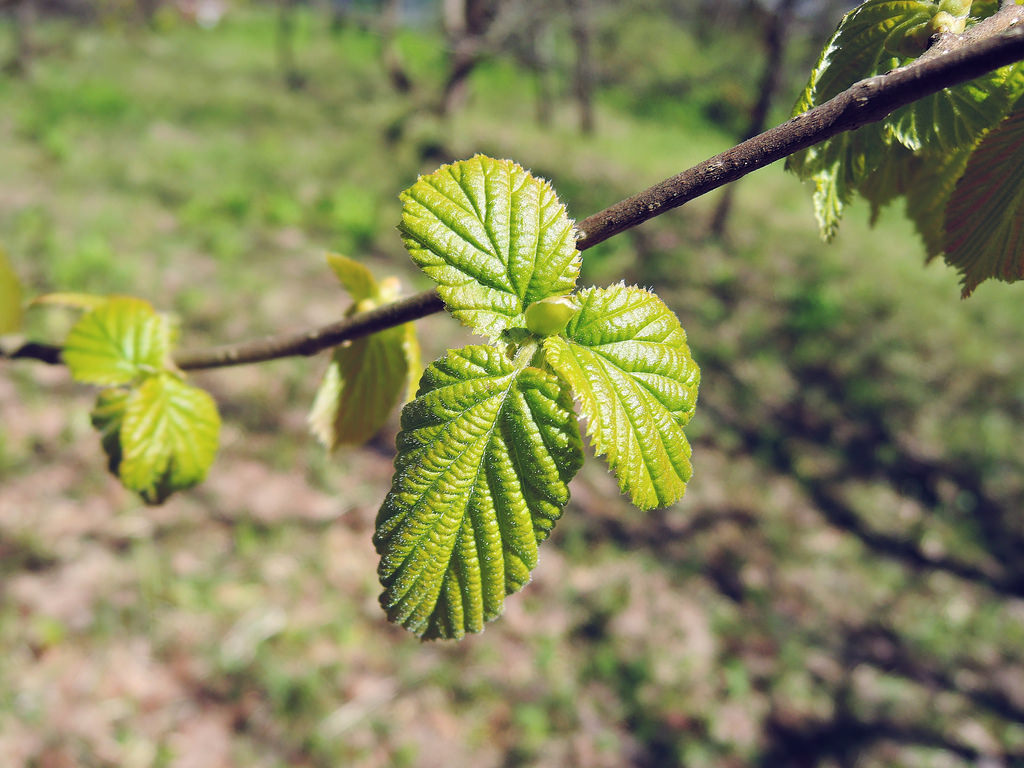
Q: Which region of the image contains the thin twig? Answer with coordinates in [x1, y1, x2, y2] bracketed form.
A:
[575, 18, 1024, 248]
[175, 289, 444, 370]
[5, 15, 1024, 370]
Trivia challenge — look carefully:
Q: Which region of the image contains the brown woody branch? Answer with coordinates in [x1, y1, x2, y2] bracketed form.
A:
[175, 289, 444, 370]
[5, 15, 1024, 371]
[574, 15, 1024, 248]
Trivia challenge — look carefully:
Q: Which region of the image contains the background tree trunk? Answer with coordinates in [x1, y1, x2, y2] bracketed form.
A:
[5, 0, 34, 77]
[526, 15, 554, 127]
[277, 0, 306, 90]
[136, 0, 160, 25]
[438, 0, 492, 116]
[708, 0, 798, 238]
[566, 0, 595, 135]
[381, 0, 412, 94]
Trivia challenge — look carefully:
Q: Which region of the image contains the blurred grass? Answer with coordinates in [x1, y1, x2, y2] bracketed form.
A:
[2, 5, 1024, 768]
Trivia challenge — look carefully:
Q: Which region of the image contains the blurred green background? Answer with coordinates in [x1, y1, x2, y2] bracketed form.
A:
[2, 1, 1024, 766]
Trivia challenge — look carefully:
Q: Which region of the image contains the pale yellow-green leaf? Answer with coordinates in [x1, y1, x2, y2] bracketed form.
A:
[309, 325, 409, 448]
[63, 297, 172, 385]
[326, 252, 379, 302]
[0, 248, 23, 334]
[402, 321, 422, 402]
[399, 155, 580, 341]
[544, 285, 699, 510]
[119, 374, 221, 504]
[30, 292, 108, 311]
[310, 255, 420, 447]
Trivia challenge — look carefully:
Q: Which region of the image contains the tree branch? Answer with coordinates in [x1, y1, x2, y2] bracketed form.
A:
[575, 17, 1024, 248]
[4, 14, 1024, 370]
[174, 288, 444, 370]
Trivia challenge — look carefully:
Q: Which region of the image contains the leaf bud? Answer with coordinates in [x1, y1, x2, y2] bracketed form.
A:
[884, 19, 933, 58]
[525, 296, 578, 337]
[931, 10, 967, 35]
[938, 0, 972, 18]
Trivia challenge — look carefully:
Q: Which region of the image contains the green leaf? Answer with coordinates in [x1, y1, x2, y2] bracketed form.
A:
[375, 345, 583, 639]
[326, 252, 379, 303]
[63, 297, 172, 385]
[402, 321, 422, 402]
[310, 255, 419, 447]
[887, 68, 1012, 153]
[944, 104, 1024, 295]
[786, 1, 1016, 241]
[803, 127, 889, 240]
[30, 292, 108, 311]
[904, 146, 972, 256]
[399, 155, 581, 341]
[792, 1, 934, 114]
[0, 248, 23, 334]
[119, 373, 221, 504]
[858, 143, 916, 224]
[309, 326, 410, 448]
[543, 285, 699, 510]
[970, 0, 1000, 20]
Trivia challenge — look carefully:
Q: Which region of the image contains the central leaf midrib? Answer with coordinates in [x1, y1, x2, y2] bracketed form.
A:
[462, 161, 507, 275]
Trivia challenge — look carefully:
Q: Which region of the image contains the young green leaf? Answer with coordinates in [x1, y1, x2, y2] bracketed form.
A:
[904, 145, 972, 256]
[375, 345, 583, 639]
[525, 296, 578, 337]
[857, 142, 916, 225]
[791, 1, 934, 117]
[544, 285, 699, 511]
[309, 254, 420, 448]
[786, 1, 1015, 241]
[30, 292, 109, 311]
[970, 0, 999, 20]
[119, 373, 221, 504]
[799, 127, 888, 240]
[944, 104, 1024, 295]
[309, 326, 411, 448]
[63, 297, 172, 385]
[399, 155, 581, 341]
[402, 321, 422, 402]
[887, 68, 1012, 154]
[326, 252, 378, 303]
[0, 248, 23, 334]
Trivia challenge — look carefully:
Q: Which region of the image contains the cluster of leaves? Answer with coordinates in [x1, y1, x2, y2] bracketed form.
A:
[308, 254, 421, 450]
[3, 250, 225, 504]
[59, 295, 220, 504]
[786, 0, 1024, 296]
[375, 155, 700, 639]
[41, 254, 424, 503]
[1, 157, 700, 640]
[8, 0, 1023, 641]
